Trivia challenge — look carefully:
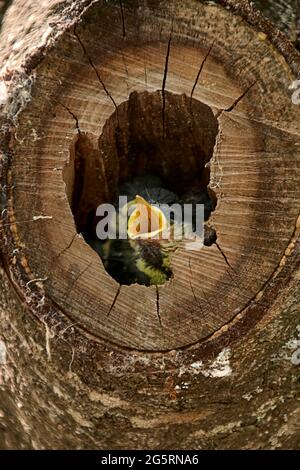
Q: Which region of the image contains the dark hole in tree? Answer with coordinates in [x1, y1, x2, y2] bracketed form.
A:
[64, 90, 219, 286]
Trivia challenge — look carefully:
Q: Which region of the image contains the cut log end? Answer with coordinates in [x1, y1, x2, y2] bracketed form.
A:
[0, 0, 299, 450]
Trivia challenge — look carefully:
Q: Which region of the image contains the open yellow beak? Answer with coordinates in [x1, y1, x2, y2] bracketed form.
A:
[127, 195, 168, 240]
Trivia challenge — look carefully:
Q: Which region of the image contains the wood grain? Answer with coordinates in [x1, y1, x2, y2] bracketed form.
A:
[0, 0, 299, 450]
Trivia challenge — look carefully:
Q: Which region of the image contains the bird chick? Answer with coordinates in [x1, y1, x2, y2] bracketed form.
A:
[87, 176, 216, 286]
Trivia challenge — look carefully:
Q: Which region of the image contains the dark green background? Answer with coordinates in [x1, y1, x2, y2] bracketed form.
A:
[254, 0, 299, 48]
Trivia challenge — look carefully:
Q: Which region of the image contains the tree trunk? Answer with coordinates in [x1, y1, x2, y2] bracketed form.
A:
[0, 0, 299, 450]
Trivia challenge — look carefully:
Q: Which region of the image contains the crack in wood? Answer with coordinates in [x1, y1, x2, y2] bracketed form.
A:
[187, 257, 230, 322]
[57, 101, 81, 134]
[214, 241, 248, 295]
[53, 232, 78, 263]
[216, 80, 258, 118]
[63, 262, 92, 303]
[162, 30, 172, 139]
[118, 0, 126, 38]
[155, 285, 164, 334]
[107, 285, 122, 317]
[188, 257, 206, 318]
[225, 80, 258, 112]
[215, 241, 233, 270]
[190, 39, 215, 101]
[74, 27, 119, 118]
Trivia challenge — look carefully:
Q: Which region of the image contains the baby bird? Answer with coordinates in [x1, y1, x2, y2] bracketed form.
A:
[88, 176, 215, 286]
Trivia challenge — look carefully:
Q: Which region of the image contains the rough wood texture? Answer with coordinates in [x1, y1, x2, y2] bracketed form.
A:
[0, 0, 299, 449]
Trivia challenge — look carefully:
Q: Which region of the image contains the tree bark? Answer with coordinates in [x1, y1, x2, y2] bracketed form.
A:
[0, 0, 299, 449]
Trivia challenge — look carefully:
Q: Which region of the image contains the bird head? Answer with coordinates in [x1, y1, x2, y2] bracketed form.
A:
[127, 195, 170, 241]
